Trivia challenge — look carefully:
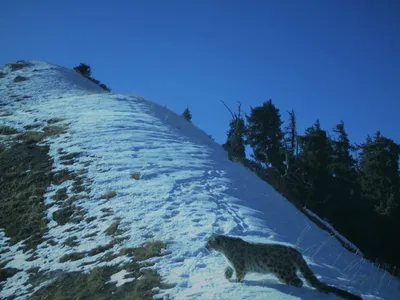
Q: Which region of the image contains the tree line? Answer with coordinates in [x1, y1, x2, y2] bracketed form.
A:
[186, 100, 400, 276]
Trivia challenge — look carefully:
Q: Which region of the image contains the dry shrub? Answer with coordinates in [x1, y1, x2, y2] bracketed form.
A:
[131, 172, 141, 180]
[14, 75, 28, 82]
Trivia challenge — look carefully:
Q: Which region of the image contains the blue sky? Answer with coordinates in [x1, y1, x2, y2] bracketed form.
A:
[1, 0, 399, 146]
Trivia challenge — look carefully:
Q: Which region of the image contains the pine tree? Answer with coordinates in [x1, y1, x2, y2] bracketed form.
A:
[223, 117, 246, 160]
[328, 121, 361, 222]
[222, 102, 246, 160]
[358, 131, 400, 217]
[283, 109, 298, 166]
[181, 108, 192, 122]
[74, 63, 92, 77]
[296, 120, 333, 210]
[245, 99, 285, 173]
[330, 121, 358, 182]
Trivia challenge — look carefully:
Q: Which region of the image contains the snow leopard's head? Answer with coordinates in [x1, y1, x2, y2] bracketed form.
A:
[205, 233, 225, 252]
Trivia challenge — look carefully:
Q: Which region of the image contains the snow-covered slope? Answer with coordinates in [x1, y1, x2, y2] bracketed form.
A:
[0, 61, 398, 299]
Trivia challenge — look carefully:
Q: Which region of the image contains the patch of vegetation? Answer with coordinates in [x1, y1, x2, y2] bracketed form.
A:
[83, 232, 98, 238]
[78, 168, 88, 175]
[16, 131, 45, 143]
[81, 161, 91, 167]
[60, 152, 80, 166]
[100, 252, 119, 262]
[43, 125, 66, 136]
[60, 159, 75, 165]
[0, 111, 12, 117]
[53, 207, 75, 225]
[26, 254, 39, 261]
[52, 169, 76, 185]
[6, 62, 29, 71]
[32, 240, 173, 300]
[101, 191, 117, 200]
[0, 143, 53, 250]
[85, 216, 96, 223]
[53, 187, 68, 201]
[131, 172, 141, 180]
[59, 251, 86, 263]
[47, 239, 58, 246]
[0, 125, 18, 135]
[0, 267, 20, 282]
[17, 126, 66, 144]
[143, 233, 155, 239]
[105, 219, 121, 236]
[129, 241, 167, 261]
[87, 242, 114, 256]
[47, 118, 64, 124]
[63, 236, 79, 247]
[24, 124, 42, 130]
[14, 75, 28, 82]
[53, 205, 85, 225]
[66, 195, 86, 205]
[60, 152, 80, 161]
[71, 176, 87, 193]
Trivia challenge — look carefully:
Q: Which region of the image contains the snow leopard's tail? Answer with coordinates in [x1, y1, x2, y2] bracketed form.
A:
[296, 255, 362, 300]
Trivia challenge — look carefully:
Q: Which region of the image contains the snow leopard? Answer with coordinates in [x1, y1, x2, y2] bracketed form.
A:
[205, 233, 362, 300]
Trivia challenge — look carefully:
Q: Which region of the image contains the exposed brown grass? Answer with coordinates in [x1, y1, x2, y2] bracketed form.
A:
[0, 112, 12, 117]
[131, 172, 141, 180]
[60, 152, 80, 161]
[105, 219, 121, 236]
[6, 62, 29, 71]
[16, 125, 67, 144]
[63, 236, 79, 247]
[52, 188, 68, 201]
[47, 118, 64, 124]
[52, 169, 76, 185]
[0, 126, 18, 135]
[59, 252, 86, 263]
[24, 124, 42, 130]
[32, 240, 174, 300]
[0, 143, 53, 250]
[130, 241, 167, 261]
[14, 75, 28, 82]
[101, 191, 117, 200]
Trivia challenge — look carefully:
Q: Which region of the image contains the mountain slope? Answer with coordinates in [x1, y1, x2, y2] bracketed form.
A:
[0, 61, 398, 299]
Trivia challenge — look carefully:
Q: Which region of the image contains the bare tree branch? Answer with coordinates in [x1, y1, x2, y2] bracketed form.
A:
[220, 100, 235, 119]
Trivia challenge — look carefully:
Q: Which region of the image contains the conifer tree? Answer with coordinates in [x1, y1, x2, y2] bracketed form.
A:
[223, 117, 246, 160]
[222, 102, 246, 160]
[296, 120, 333, 210]
[181, 108, 192, 122]
[245, 99, 285, 173]
[327, 121, 361, 221]
[73, 63, 92, 77]
[358, 131, 400, 217]
[283, 109, 298, 166]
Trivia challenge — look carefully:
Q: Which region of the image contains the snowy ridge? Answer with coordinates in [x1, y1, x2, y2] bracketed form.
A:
[0, 61, 399, 299]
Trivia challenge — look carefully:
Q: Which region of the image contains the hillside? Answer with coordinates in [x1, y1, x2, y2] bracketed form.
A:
[0, 61, 399, 299]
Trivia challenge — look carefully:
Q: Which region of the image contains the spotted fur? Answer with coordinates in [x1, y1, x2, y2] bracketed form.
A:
[206, 234, 362, 300]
